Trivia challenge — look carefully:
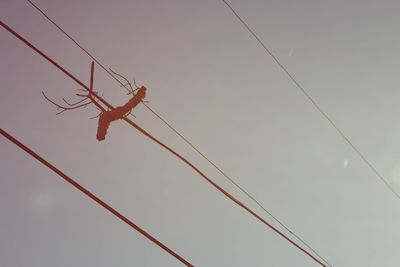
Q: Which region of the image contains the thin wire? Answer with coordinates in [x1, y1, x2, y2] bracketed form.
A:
[0, 128, 193, 266]
[140, 98, 332, 266]
[0, 20, 326, 266]
[26, 0, 137, 102]
[26, 0, 331, 265]
[221, 0, 400, 202]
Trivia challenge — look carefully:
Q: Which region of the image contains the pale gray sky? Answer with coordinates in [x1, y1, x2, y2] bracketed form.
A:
[1, 0, 400, 266]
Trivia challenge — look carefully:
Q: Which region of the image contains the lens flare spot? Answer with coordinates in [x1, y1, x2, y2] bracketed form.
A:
[32, 192, 53, 211]
[343, 159, 349, 168]
[289, 48, 294, 57]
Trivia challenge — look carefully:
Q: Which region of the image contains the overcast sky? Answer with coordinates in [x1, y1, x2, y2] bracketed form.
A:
[2, 0, 400, 266]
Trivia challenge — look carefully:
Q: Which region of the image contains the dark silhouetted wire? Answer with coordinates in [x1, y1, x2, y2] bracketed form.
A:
[0, 128, 193, 266]
[0, 20, 326, 266]
[221, 0, 400, 203]
[134, 101, 333, 267]
[26, 1, 330, 265]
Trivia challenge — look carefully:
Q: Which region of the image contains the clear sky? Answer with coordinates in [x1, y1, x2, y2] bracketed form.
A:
[1, 0, 400, 266]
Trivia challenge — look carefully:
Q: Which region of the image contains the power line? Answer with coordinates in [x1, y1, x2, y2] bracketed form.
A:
[0, 128, 193, 266]
[0, 20, 326, 266]
[25, 1, 330, 265]
[221, 0, 400, 202]
[138, 102, 332, 267]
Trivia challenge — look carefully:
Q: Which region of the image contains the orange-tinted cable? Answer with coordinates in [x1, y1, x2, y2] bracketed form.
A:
[1, 20, 326, 266]
[0, 128, 193, 266]
[25, 1, 330, 264]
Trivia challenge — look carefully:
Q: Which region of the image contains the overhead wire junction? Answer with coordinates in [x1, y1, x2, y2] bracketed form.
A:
[1, 19, 327, 266]
[25, 1, 331, 265]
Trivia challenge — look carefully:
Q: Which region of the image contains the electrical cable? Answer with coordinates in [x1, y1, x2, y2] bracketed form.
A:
[0, 20, 326, 266]
[221, 0, 400, 202]
[25, 1, 330, 265]
[0, 128, 193, 266]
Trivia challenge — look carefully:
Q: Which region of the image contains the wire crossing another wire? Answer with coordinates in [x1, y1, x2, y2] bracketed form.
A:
[0, 128, 193, 266]
[1, 20, 327, 266]
[26, 1, 331, 265]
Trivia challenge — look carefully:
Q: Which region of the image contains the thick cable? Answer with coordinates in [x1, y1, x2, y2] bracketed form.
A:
[25, 1, 330, 264]
[0, 128, 193, 266]
[1, 20, 326, 266]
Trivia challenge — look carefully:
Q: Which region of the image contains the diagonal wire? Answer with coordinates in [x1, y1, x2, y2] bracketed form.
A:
[26, 0, 331, 265]
[1, 20, 327, 266]
[128, 95, 331, 267]
[0, 128, 193, 266]
[221, 0, 400, 203]
[26, 0, 140, 100]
